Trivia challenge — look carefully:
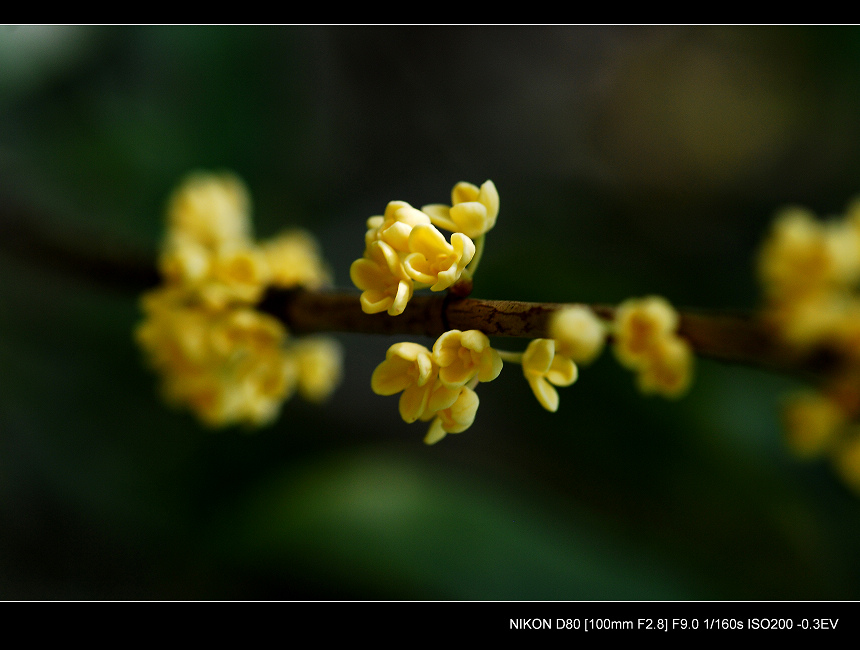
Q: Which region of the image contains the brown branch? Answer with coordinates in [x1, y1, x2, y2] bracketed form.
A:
[259, 288, 830, 379]
[0, 203, 833, 381]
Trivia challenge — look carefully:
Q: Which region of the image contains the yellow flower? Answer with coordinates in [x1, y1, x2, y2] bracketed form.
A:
[522, 338, 578, 412]
[350, 240, 414, 315]
[423, 386, 480, 445]
[365, 200, 432, 252]
[138, 171, 341, 428]
[635, 336, 693, 398]
[613, 296, 679, 369]
[422, 180, 499, 239]
[757, 207, 860, 302]
[402, 225, 475, 292]
[431, 329, 502, 388]
[166, 172, 253, 250]
[291, 337, 343, 403]
[371, 342, 458, 423]
[264, 229, 332, 290]
[612, 296, 694, 398]
[136, 297, 296, 427]
[549, 305, 606, 364]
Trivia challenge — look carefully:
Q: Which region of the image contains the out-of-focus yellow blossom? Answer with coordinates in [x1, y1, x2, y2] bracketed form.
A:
[166, 172, 253, 250]
[292, 337, 343, 403]
[781, 391, 845, 458]
[755, 196, 860, 493]
[137, 171, 341, 428]
[422, 180, 499, 239]
[136, 296, 296, 427]
[522, 338, 578, 412]
[350, 240, 414, 316]
[423, 386, 480, 445]
[549, 305, 607, 364]
[431, 329, 503, 388]
[613, 296, 679, 368]
[613, 296, 694, 399]
[635, 336, 693, 398]
[758, 207, 860, 302]
[403, 225, 476, 292]
[264, 229, 332, 290]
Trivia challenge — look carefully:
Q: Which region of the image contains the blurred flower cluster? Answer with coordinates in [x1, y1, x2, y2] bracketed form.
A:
[611, 296, 694, 398]
[136, 172, 342, 427]
[758, 200, 860, 490]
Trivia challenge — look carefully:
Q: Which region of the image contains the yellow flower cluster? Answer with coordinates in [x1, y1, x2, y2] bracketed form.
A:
[757, 198, 860, 491]
[136, 172, 342, 427]
[612, 296, 694, 398]
[350, 181, 498, 315]
[371, 330, 502, 444]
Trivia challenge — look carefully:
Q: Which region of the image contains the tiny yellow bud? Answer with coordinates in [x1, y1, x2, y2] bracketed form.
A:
[549, 305, 606, 364]
[292, 337, 343, 403]
[613, 296, 678, 368]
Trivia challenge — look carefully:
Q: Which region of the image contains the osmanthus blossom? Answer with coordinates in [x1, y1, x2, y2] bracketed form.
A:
[165, 171, 254, 250]
[350, 240, 414, 316]
[422, 180, 500, 240]
[403, 225, 476, 292]
[521, 338, 578, 413]
[612, 296, 693, 399]
[365, 200, 432, 252]
[137, 171, 343, 428]
[431, 329, 502, 389]
[351, 180, 497, 316]
[264, 229, 333, 290]
[423, 386, 480, 445]
[613, 296, 679, 368]
[548, 305, 606, 364]
[370, 342, 459, 423]
[754, 195, 860, 494]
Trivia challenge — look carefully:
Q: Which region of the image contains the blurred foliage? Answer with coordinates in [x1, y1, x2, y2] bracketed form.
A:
[2, 26, 860, 599]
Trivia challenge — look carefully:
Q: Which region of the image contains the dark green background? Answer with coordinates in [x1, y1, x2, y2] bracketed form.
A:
[1, 26, 859, 599]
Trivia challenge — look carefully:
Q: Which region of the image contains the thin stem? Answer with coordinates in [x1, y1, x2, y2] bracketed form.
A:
[258, 288, 833, 380]
[0, 210, 838, 383]
[461, 234, 486, 281]
[496, 350, 524, 364]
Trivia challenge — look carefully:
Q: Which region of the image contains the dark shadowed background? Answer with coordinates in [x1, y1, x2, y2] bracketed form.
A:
[1, 25, 859, 599]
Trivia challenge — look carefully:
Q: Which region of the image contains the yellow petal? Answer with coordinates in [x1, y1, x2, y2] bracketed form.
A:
[523, 339, 555, 376]
[399, 383, 430, 423]
[371, 357, 414, 395]
[452, 181, 480, 205]
[424, 418, 448, 445]
[449, 202, 489, 239]
[477, 348, 503, 383]
[546, 355, 578, 387]
[529, 376, 560, 412]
